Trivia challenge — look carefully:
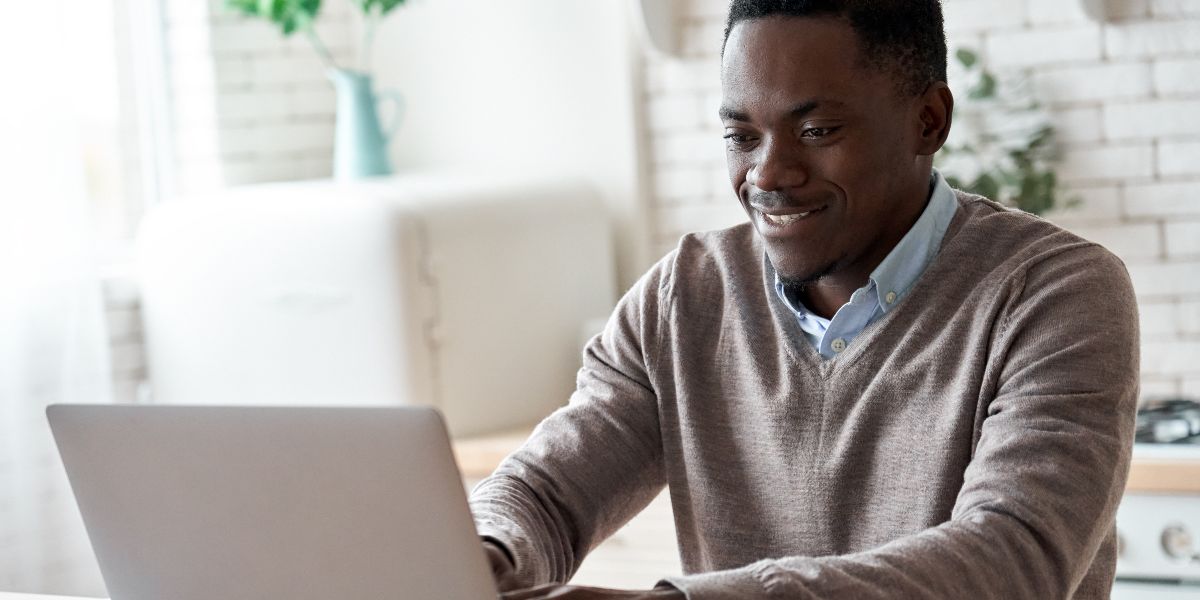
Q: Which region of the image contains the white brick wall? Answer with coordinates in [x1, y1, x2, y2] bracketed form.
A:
[1166, 221, 1200, 256]
[1153, 57, 1200, 94]
[1159, 140, 1200, 176]
[103, 275, 146, 405]
[1047, 106, 1105, 143]
[1125, 181, 1200, 217]
[164, 0, 353, 194]
[1104, 99, 1200, 140]
[1105, 19, 1200, 58]
[1058, 143, 1156, 183]
[638, 0, 1200, 398]
[943, 0, 1026, 31]
[986, 25, 1104, 67]
[1031, 62, 1153, 103]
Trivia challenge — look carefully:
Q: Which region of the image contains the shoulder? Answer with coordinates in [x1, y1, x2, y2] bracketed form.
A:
[605, 223, 761, 362]
[618, 222, 759, 312]
[949, 191, 1136, 331]
[657, 222, 763, 298]
[949, 190, 1129, 284]
[953, 191, 1090, 256]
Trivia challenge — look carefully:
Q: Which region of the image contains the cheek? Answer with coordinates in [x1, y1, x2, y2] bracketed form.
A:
[727, 155, 751, 193]
[811, 133, 893, 198]
[862, 121, 914, 168]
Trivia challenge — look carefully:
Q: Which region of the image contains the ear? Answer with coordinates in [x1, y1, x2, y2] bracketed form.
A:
[914, 82, 954, 156]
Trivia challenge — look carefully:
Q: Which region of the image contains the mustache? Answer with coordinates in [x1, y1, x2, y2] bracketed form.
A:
[748, 190, 790, 210]
[747, 189, 830, 210]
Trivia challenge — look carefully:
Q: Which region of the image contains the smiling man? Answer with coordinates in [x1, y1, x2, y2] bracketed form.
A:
[468, 1, 1139, 599]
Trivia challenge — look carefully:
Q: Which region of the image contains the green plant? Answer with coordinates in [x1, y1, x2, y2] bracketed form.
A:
[936, 48, 1074, 216]
[225, 0, 408, 71]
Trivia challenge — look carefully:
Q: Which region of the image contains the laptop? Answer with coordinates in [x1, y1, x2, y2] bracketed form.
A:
[46, 404, 499, 600]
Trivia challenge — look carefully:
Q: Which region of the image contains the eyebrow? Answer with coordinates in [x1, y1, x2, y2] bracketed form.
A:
[718, 99, 842, 123]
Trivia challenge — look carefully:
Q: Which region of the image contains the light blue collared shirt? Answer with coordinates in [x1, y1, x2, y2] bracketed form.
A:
[774, 169, 959, 359]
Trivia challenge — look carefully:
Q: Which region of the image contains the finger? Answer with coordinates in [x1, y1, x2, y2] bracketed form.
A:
[495, 571, 524, 594]
[512, 585, 649, 599]
[500, 583, 565, 600]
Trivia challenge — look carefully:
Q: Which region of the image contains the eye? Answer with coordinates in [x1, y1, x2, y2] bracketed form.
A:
[722, 132, 757, 150]
[800, 126, 839, 139]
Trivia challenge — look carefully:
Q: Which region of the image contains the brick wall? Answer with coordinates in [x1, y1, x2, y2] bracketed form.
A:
[162, 0, 351, 193]
[104, 274, 147, 405]
[641, 0, 1200, 399]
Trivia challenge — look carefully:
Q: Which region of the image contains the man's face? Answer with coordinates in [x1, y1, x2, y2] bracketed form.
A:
[721, 16, 930, 288]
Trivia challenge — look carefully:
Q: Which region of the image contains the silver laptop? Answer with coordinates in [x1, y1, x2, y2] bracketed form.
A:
[47, 404, 499, 600]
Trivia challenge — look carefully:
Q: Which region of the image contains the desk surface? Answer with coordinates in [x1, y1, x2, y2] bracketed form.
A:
[0, 594, 101, 599]
[452, 425, 537, 479]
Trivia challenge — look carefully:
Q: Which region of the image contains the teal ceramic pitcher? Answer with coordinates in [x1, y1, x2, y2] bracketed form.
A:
[329, 68, 403, 179]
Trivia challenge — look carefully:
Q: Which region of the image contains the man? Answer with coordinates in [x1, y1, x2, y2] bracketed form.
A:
[470, 1, 1139, 598]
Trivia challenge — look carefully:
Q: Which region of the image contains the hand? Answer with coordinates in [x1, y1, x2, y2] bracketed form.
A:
[483, 540, 523, 593]
[500, 584, 685, 600]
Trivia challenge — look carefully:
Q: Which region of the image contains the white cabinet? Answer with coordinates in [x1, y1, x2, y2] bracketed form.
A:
[138, 175, 616, 437]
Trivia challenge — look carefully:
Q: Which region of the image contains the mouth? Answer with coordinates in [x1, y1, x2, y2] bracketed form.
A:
[755, 205, 827, 229]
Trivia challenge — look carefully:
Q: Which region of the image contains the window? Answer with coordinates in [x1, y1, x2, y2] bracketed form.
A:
[80, 0, 172, 262]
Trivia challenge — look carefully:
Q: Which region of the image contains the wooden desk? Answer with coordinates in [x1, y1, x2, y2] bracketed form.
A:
[6, 433, 1190, 600]
[0, 594, 98, 600]
[452, 426, 536, 479]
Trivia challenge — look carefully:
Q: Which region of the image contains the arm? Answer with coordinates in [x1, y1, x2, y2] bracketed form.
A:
[470, 254, 675, 591]
[662, 245, 1140, 599]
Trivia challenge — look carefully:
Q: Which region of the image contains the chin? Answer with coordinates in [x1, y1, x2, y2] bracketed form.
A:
[771, 255, 838, 289]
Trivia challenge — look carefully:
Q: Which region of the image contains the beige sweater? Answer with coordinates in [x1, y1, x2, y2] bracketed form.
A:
[469, 192, 1139, 599]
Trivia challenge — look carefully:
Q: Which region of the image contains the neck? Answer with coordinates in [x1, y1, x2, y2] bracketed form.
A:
[797, 175, 934, 319]
[797, 280, 859, 320]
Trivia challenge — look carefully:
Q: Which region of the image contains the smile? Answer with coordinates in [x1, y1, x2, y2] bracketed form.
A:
[758, 206, 825, 226]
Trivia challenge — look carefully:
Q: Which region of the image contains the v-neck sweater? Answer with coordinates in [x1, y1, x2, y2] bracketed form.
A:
[776, 168, 960, 358]
[469, 191, 1140, 600]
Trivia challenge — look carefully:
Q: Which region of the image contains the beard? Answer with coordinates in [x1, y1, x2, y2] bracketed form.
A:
[774, 257, 838, 294]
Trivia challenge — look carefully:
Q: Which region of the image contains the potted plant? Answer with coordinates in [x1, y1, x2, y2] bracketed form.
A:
[936, 48, 1075, 216]
[225, 0, 409, 179]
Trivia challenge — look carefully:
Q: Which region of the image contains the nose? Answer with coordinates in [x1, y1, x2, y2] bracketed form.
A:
[746, 136, 808, 191]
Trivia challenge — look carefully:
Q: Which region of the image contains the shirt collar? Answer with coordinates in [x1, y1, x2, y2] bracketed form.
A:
[866, 168, 959, 313]
[773, 169, 959, 316]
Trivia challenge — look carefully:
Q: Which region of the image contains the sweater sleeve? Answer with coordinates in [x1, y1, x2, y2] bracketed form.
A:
[467, 252, 674, 591]
[662, 244, 1140, 599]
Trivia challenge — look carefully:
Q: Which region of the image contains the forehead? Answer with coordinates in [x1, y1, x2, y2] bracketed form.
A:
[721, 16, 881, 113]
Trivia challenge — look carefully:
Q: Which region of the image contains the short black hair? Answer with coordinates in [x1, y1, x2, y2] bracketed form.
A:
[722, 0, 948, 97]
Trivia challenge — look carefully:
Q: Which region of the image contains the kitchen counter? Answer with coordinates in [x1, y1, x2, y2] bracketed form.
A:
[1126, 459, 1200, 493]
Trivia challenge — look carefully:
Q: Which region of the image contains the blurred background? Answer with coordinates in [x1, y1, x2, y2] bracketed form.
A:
[1, 0, 1198, 597]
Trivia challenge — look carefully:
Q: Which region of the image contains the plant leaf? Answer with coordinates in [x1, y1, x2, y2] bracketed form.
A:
[358, 0, 407, 16]
[956, 48, 978, 69]
[226, 0, 260, 15]
[971, 173, 1000, 202]
[968, 72, 997, 100]
[223, 0, 321, 37]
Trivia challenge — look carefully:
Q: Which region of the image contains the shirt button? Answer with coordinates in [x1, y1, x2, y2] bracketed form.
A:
[831, 338, 847, 353]
[885, 291, 897, 304]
